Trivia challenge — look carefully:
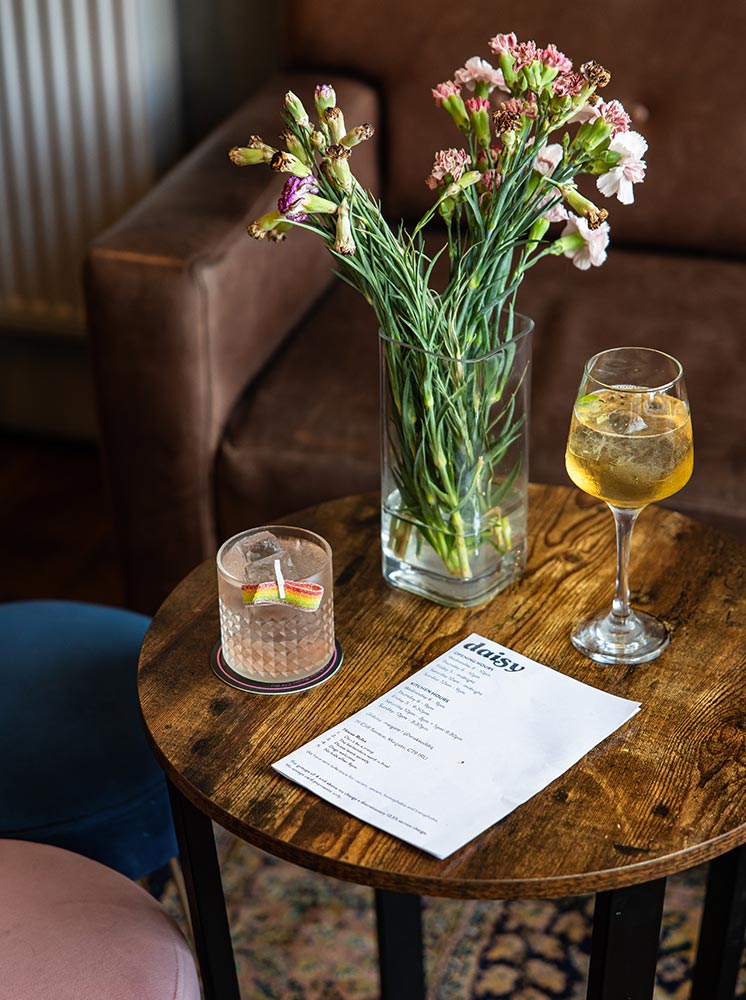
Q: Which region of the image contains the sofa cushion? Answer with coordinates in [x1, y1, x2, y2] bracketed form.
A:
[526, 249, 746, 541]
[216, 247, 746, 544]
[217, 281, 380, 539]
[0, 601, 176, 880]
[0, 840, 199, 1000]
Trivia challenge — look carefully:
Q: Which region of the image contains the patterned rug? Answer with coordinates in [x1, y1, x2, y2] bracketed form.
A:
[161, 828, 746, 999]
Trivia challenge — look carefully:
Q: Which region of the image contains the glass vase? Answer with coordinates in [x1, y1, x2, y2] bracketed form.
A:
[379, 313, 533, 607]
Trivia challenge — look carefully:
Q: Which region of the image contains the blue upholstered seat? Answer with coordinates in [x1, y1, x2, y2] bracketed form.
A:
[0, 600, 177, 880]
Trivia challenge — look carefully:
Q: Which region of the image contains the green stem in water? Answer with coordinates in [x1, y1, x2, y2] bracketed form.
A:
[390, 516, 413, 560]
[449, 510, 473, 578]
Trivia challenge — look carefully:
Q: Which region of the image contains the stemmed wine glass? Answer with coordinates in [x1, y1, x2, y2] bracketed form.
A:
[565, 347, 693, 665]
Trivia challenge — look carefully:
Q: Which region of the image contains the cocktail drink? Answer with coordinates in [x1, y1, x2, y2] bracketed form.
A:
[217, 526, 335, 682]
[565, 348, 693, 664]
[566, 389, 693, 508]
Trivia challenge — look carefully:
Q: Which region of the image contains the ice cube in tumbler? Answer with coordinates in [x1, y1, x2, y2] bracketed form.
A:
[243, 531, 283, 562]
[220, 543, 247, 579]
[243, 547, 295, 584]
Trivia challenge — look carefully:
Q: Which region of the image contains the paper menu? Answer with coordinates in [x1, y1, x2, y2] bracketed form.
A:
[273, 633, 641, 859]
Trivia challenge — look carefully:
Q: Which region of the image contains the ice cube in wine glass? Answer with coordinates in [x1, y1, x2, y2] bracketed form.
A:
[606, 409, 647, 435]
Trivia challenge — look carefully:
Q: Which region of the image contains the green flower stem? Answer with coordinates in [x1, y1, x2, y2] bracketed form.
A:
[389, 514, 413, 559]
[449, 510, 473, 577]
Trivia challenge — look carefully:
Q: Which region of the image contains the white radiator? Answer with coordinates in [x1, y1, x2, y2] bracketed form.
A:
[0, 0, 180, 335]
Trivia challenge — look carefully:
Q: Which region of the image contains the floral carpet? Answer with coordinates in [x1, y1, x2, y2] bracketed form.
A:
[161, 828, 746, 1000]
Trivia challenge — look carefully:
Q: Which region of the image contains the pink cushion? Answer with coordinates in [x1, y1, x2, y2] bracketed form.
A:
[0, 840, 200, 1000]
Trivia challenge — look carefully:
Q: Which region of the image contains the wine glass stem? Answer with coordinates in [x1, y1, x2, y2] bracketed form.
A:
[608, 505, 642, 623]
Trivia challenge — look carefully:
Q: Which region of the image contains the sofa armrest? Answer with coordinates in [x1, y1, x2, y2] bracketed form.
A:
[85, 72, 380, 613]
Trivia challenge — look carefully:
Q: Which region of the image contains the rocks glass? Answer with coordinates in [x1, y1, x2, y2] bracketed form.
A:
[217, 525, 335, 684]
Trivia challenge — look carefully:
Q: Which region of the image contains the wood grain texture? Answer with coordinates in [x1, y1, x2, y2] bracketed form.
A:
[138, 485, 746, 899]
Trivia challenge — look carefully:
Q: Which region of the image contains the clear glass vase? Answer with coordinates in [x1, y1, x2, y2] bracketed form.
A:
[379, 313, 533, 607]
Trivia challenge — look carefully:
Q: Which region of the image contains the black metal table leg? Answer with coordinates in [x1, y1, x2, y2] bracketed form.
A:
[691, 845, 746, 1000]
[375, 889, 426, 1000]
[167, 779, 241, 1000]
[587, 877, 666, 1000]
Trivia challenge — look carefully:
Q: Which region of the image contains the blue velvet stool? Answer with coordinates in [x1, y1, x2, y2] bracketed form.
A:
[0, 600, 177, 880]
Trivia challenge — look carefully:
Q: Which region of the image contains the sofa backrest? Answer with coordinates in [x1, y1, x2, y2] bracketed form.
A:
[287, 0, 746, 255]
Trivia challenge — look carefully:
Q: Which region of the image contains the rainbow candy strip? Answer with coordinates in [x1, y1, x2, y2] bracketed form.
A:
[241, 580, 324, 612]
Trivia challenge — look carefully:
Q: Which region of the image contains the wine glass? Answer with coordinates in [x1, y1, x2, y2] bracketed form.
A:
[565, 347, 693, 665]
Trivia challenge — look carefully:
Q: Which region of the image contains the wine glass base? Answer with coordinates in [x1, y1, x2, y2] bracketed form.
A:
[571, 608, 670, 666]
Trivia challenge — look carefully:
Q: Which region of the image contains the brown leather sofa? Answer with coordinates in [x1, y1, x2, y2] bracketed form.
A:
[86, 0, 746, 615]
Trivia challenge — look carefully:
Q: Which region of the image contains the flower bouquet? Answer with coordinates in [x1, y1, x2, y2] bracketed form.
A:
[230, 33, 647, 606]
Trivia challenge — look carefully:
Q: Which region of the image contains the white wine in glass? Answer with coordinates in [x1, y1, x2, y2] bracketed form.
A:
[565, 347, 693, 664]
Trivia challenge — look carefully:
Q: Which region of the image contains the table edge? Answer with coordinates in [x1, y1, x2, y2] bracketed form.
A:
[154, 744, 746, 900]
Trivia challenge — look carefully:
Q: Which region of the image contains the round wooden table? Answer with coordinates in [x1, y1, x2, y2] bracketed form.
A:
[138, 485, 746, 1000]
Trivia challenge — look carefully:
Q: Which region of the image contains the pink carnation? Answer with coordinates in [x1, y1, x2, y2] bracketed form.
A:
[569, 102, 601, 125]
[596, 131, 647, 204]
[561, 214, 610, 269]
[454, 56, 507, 94]
[432, 80, 461, 106]
[553, 72, 585, 97]
[532, 142, 563, 177]
[540, 44, 572, 73]
[540, 195, 569, 223]
[426, 148, 472, 190]
[465, 97, 490, 113]
[598, 99, 631, 137]
[488, 32, 518, 56]
[512, 41, 538, 71]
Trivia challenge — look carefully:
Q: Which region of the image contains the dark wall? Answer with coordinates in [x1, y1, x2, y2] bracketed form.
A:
[175, 0, 285, 148]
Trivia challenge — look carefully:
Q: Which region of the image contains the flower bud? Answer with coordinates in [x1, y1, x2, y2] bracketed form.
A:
[454, 170, 481, 190]
[229, 146, 269, 166]
[523, 60, 543, 92]
[279, 127, 310, 164]
[323, 106, 347, 144]
[573, 116, 613, 155]
[442, 93, 470, 132]
[559, 186, 609, 229]
[270, 150, 313, 177]
[334, 197, 356, 255]
[586, 149, 623, 174]
[437, 195, 456, 223]
[314, 84, 337, 117]
[339, 123, 375, 148]
[229, 135, 276, 165]
[247, 211, 285, 239]
[580, 61, 611, 88]
[441, 171, 480, 205]
[465, 98, 491, 150]
[324, 143, 353, 192]
[284, 91, 310, 129]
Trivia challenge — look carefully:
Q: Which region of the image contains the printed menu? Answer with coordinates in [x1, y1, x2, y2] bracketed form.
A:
[273, 633, 640, 859]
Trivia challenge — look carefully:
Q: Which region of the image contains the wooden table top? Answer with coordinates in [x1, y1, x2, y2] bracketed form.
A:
[139, 485, 746, 900]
